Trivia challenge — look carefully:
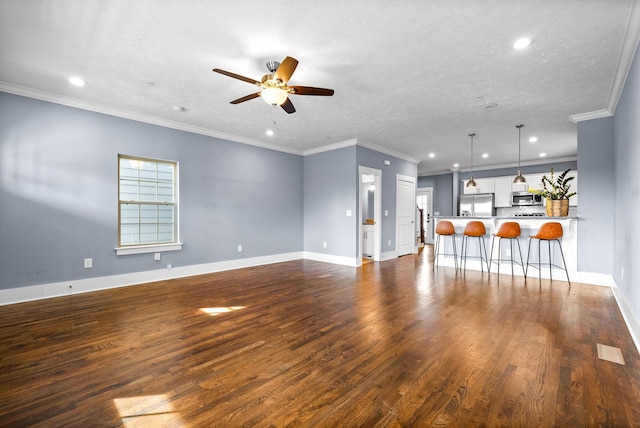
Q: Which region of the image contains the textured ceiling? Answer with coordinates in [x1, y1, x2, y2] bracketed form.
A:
[0, 0, 637, 174]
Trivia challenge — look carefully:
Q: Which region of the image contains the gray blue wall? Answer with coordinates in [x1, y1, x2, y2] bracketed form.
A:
[613, 44, 640, 322]
[417, 173, 454, 216]
[577, 117, 614, 274]
[0, 93, 303, 289]
[1, 93, 419, 292]
[356, 146, 418, 253]
[303, 146, 357, 257]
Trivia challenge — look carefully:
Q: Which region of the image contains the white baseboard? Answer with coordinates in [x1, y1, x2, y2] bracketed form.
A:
[0, 252, 303, 306]
[381, 250, 398, 261]
[610, 283, 640, 357]
[302, 252, 359, 267]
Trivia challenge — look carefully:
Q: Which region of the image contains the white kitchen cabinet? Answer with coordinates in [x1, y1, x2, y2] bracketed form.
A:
[462, 178, 495, 194]
[494, 177, 513, 207]
[362, 224, 375, 257]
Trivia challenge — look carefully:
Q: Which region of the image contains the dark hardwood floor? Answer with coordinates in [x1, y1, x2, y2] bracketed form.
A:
[1, 247, 639, 427]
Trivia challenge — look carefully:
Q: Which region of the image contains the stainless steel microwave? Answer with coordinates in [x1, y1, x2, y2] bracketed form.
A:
[511, 191, 543, 206]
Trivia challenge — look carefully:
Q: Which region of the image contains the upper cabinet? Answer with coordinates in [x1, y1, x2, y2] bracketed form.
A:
[494, 177, 513, 207]
[461, 170, 578, 207]
[462, 178, 495, 194]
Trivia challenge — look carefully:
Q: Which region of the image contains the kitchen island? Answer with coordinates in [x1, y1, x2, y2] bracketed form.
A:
[434, 216, 577, 279]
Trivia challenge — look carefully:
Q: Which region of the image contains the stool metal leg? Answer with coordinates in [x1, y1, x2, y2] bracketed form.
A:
[555, 238, 571, 286]
[515, 238, 526, 278]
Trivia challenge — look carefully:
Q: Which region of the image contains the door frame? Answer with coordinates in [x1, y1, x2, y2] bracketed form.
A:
[358, 166, 382, 265]
[417, 187, 434, 245]
[396, 174, 417, 256]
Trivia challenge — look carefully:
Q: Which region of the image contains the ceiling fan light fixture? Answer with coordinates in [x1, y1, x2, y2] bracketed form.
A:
[261, 87, 288, 106]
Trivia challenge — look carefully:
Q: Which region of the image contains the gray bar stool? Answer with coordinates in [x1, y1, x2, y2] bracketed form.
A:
[489, 221, 526, 277]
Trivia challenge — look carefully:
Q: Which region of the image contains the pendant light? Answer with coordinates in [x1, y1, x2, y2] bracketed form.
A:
[467, 133, 477, 187]
[513, 124, 526, 183]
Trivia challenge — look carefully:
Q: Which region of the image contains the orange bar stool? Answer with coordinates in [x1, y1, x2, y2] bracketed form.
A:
[461, 221, 489, 272]
[489, 222, 525, 277]
[525, 222, 570, 285]
[434, 220, 458, 269]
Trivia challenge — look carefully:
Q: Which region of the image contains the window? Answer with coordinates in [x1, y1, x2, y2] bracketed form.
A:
[117, 155, 181, 255]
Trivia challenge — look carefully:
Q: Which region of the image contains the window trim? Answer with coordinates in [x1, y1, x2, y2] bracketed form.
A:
[116, 154, 181, 255]
[115, 242, 183, 256]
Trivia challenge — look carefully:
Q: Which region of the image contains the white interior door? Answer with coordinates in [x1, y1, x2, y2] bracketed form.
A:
[396, 174, 416, 256]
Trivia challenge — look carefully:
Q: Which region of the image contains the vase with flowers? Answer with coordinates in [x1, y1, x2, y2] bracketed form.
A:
[528, 168, 576, 217]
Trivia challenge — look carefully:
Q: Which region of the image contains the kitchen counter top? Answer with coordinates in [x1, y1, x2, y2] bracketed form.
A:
[434, 215, 578, 220]
[433, 216, 578, 276]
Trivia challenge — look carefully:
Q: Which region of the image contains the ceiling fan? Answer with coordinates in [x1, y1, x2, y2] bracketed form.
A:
[212, 56, 334, 114]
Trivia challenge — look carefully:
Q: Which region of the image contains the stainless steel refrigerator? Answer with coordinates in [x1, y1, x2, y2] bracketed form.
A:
[459, 193, 495, 217]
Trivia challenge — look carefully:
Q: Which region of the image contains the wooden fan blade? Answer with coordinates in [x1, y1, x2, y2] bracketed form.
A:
[288, 86, 335, 96]
[274, 57, 298, 83]
[280, 98, 296, 114]
[212, 68, 261, 86]
[230, 92, 261, 104]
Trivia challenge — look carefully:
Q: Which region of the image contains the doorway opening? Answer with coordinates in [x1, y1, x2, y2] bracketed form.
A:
[417, 187, 434, 245]
[358, 166, 382, 265]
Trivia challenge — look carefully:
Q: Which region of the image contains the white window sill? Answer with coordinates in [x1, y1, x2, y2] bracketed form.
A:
[115, 243, 183, 256]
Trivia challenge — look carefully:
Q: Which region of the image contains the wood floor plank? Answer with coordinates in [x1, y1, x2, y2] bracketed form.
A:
[1, 247, 640, 426]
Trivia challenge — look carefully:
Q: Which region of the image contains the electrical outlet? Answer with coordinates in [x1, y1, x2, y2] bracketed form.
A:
[388, 240, 391, 246]
[237, 244, 243, 252]
[346, 210, 352, 217]
[385, 210, 389, 216]
[505, 249, 511, 257]
[323, 241, 327, 248]
[167, 264, 173, 269]
[621, 268, 624, 279]
[83, 258, 92, 269]
[154, 252, 160, 261]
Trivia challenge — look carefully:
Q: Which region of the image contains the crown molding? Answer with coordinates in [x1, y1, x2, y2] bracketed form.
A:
[0, 82, 304, 156]
[302, 139, 358, 156]
[302, 138, 420, 164]
[569, 109, 613, 123]
[607, 0, 640, 114]
[355, 139, 421, 164]
[569, 1, 640, 123]
[419, 156, 578, 176]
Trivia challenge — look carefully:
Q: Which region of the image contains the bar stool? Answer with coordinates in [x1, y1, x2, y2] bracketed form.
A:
[434, 220, 458, 269]
[525, 222, 571, 285]
[461, 221, 489, 272]
[489, 222, 525, 277]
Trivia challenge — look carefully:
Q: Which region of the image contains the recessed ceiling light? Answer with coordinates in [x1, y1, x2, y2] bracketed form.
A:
[428, 153, 435, 158]
[514, 37, 532, 50]
[173, 106, 186, 112]
[266, 129, 274, 136]
[69, 77, 86, 87]
[453, 163, 459, 168]
[482, 153, 489, 158]
[529, 136, 538, 143]
[540, 152, 547, 157]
